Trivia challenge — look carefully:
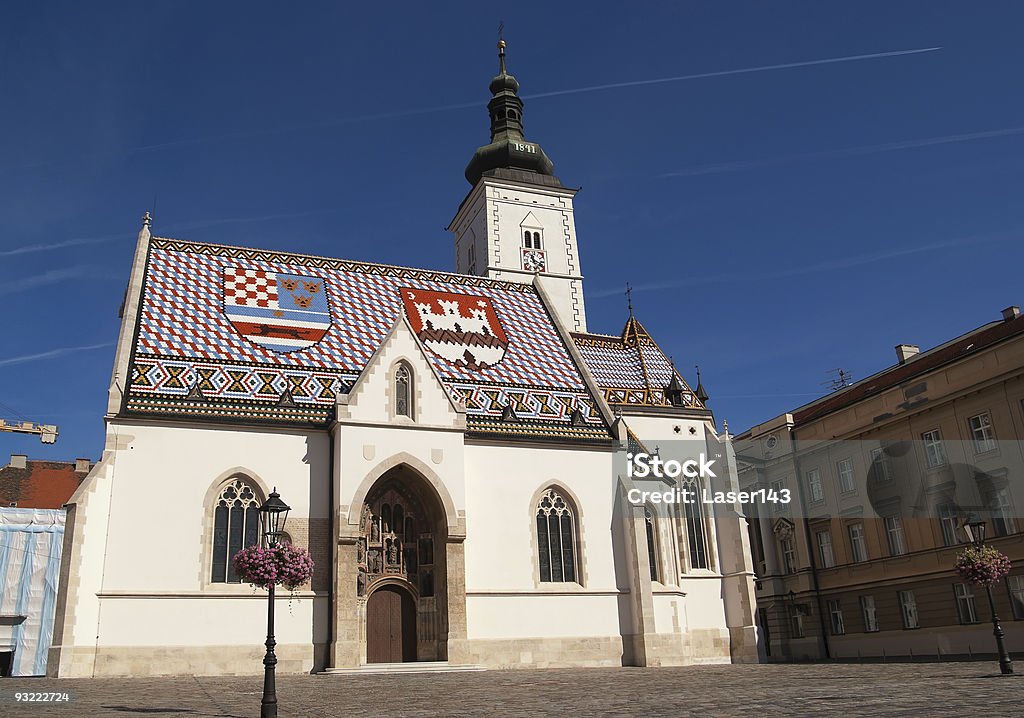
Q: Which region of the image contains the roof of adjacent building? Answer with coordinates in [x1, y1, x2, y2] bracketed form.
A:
[742, 311, 1024, 432]
[0, 457, 89, 509]
[126, 237, 611, 441]
[571, 316, 706, 410]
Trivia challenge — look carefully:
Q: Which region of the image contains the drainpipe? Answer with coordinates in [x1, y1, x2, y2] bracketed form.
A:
[325, 411, 336, 670]
[789, 426, 831, 660]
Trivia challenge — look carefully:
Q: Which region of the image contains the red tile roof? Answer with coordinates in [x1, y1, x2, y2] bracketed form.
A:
[0, 459, 89, 509]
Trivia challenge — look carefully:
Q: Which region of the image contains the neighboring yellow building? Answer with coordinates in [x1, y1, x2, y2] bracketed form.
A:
[737, 306, 1024, 661]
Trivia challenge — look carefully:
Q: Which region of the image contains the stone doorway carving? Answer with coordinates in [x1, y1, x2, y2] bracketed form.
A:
[357, 466, 447, 662]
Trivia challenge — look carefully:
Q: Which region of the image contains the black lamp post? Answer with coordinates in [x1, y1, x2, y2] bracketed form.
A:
[258, 488, 291, 718]
[962, 518, 1014, 675]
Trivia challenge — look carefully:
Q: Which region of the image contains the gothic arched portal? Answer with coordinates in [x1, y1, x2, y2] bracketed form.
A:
[357, 464, 449, 662]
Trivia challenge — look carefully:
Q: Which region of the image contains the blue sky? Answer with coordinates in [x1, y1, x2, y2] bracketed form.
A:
[2, 2, 1023, 460]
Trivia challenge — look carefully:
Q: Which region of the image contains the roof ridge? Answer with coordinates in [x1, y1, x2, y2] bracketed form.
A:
[150, 236, 537, 292]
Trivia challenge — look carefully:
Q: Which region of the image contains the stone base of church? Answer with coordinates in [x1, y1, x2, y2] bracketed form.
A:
[728, 626, 761, 663]
[459, 636, 625, 669]
[48, 643, 322, 678]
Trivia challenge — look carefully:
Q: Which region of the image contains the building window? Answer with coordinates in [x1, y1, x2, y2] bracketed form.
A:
[771, 479, 787, 512]
[827, 599, 845, 635]
[848, 523, 868, 563]
[536, 488, 578, 583]
[968, 413, 997, 454]
[644, 507, 660, 582]
[394, 363, 413, 418]
[899, 590, 919, 629]
[922, 429, 947, 468]
[816, 530, 835, 568]
[885, 515, 907, 556]
[836, 458, 856, 493]
[780, 537, 796, 574]
[986, 488, 1017, 537]
[939, 504, 962, 546]
[523, 229, 542, 249]
[467, 243, 476, 274]
[955, 583, 979, 624]
[870, 447, 894, 483]
[789, 605, 804, 638]
[211, 478, 262, 583]
[1007, 576, 1024, 620]
[806, 469, 824, 503]
[683, 479, 709, 570]
[860, 595, 879, 632]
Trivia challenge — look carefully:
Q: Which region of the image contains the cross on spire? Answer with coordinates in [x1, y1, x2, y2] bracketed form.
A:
[625, 283, 634, 317]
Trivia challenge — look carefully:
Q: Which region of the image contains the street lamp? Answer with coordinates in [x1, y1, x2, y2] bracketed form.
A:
[258, 488, 291, 718]
[961, 517, 1014, 675]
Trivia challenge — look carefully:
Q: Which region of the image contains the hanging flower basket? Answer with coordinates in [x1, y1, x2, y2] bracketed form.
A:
[954, 545, 1011, 586]
[233, 543, 315, 591]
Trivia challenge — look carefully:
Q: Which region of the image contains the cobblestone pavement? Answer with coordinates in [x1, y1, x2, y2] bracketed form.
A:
[0, 662, 1021, 717]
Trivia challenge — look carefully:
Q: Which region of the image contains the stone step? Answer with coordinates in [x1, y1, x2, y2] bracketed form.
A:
[318, 661, 486, 676]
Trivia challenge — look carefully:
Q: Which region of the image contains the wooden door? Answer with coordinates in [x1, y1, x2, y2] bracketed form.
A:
[366, 585, 417, 663]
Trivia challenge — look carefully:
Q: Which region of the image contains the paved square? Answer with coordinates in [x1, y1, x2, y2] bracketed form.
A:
[0, 663, 1021, 717]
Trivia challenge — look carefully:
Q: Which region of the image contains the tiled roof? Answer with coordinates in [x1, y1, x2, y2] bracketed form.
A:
[126, 238, 611, 440]
[0, 459, 88, 509]
[792, 313, 1024, 425]
[571, 316, 705, 409]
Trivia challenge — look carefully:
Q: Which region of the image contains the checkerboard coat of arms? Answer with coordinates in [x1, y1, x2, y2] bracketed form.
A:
[400, 288, 509, 370]
[223, 268, 332, 353]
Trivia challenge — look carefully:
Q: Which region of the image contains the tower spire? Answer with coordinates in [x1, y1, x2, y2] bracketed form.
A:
[464, 37, 557, 186]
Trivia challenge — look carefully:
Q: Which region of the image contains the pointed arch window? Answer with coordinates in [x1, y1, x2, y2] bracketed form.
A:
[211, 478, 262, 583]
[683, 478, 709, 570]
[394, 363, 413, 419]
[536, 487, 578, 583]
[523, 229, 542, 249]
[644, 506, 660, 582]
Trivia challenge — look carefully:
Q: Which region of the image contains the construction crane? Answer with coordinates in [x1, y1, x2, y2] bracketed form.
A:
[0, 418, 58, 444]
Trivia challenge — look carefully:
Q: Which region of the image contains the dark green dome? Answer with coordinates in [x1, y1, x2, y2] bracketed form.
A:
[465, 41, 557, 186]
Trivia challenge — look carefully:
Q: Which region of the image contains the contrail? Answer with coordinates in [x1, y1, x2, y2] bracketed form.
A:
[0, 342, 114, 368]
[4, 47, 940, 171]
[662, 125, 1024, 178]
[0, 207, 347, 257]
[523, 47, 942, 100]
[589, 230, 1017, 299]
[0, 266, 93, 295]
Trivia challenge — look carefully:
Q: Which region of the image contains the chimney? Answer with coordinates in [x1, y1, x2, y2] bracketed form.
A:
[1002, 306, 1021, 322]
[10, 454, 27, 469]
[895, 344, 920, 364]
[75, 458, 91, 474]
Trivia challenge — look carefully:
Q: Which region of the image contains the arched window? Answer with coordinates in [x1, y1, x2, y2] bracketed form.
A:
[522, 230, 543, 250]
[536, 487, 578, 583]
[211, 478, 262, 583]
[395, 363, 412, 418]
[645, 506, 660, 582]
[683, 478, 709, 570]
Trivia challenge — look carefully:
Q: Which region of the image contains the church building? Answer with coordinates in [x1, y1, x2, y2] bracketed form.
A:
[48, 42, 759, 677]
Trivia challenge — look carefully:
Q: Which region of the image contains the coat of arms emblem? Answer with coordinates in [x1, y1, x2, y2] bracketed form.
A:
[400, 288, 508, 370]
[223, 268, 331, 353]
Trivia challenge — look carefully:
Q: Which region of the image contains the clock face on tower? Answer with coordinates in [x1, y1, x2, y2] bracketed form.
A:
[521, 248, 546, 273]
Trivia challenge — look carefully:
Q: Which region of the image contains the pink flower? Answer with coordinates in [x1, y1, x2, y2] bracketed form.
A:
[955, 545, 1011, 585]
[233, 543, 315, 592]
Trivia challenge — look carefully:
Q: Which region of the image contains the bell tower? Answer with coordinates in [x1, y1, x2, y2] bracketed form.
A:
[448, 39, 587, 332]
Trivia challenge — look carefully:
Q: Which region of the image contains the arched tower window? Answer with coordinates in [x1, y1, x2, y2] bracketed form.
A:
[683, 478, 709, 570]
[522, 229, 542, 249]
[644, 506, 660, 582]
[395, 363, 413, 418]
[211, 478, 263, 583]
[536, 487, 578, 583]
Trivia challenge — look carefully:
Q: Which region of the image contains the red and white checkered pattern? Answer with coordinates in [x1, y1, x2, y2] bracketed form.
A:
[223, 269, 277, 308]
